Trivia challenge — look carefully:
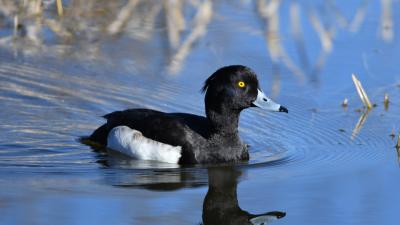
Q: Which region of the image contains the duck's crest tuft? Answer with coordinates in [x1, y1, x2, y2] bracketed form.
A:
[201, 65, 249, 93]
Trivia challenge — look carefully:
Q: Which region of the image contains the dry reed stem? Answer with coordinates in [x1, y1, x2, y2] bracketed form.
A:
[342, 98, 348, 107]
[56, 0, 63, 16]
[397, 146, 400, 165]
[351, 74, 372, 109]
[396, 132, 400, 149]
[384, 93, 389, 110]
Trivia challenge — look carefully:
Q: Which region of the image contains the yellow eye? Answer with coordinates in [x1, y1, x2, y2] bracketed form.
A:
[237, 81, 246, 88]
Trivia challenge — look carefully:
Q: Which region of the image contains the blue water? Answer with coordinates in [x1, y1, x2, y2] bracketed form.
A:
[0, 1, 400, 224]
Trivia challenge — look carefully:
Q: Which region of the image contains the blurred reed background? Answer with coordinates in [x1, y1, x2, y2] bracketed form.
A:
[0, 0, 396, 76]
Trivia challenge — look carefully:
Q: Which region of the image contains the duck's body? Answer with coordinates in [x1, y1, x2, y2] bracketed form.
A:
[87, 65, 288, 164]
[90, 108, 247, 164]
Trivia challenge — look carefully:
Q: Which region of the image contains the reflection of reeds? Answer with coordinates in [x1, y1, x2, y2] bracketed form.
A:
[349, 0, 370, 32]
[13, 15, 18, 38]
[108, 0, 139, 35]
[165, 0, 185, 49]
[351, 109, 370, 140]
[0, 0, 396, 75]
[390, 127, 396, 139]
[352, 74, 372, 109]
[396, 133, 400, 164]
[308, 9, 333, 53]
[168, 0, 212, 74]
[290, 1, 309, 72]
[380, 0, 394, 42]
[257, 0, 305, 80]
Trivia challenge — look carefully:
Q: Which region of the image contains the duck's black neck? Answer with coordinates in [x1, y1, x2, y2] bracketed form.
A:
[205, 103, 241, 136]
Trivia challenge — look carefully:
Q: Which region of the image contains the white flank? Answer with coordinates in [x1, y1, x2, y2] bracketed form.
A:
[107, 126, 182, 164]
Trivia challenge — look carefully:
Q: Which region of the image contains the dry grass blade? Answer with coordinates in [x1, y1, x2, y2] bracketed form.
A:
[56, 0, 63, 16]
[351, 74, 372, 109]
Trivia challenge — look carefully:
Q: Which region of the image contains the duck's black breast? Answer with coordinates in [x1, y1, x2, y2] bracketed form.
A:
[89, 109, 210, 164]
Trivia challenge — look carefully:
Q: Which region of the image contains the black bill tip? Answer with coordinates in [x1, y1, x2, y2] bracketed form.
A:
[279, 106, 288, 113]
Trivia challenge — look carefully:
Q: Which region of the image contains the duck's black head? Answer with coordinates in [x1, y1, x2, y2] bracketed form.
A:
[202, 65, 287, 134]
[202, 65, 287, 112]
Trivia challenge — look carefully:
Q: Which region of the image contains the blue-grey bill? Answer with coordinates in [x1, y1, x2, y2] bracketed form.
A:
[252, 89, 288, 113]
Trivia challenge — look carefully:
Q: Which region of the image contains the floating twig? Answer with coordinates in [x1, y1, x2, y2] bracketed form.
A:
[56, 0, 63, 16]
[351, 74, 373, 109]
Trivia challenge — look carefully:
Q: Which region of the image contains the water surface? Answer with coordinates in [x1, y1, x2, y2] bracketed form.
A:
[1, 1, 400, 225]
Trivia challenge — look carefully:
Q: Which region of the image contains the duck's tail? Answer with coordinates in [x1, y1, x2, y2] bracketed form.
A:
[79, 123, 112, 148]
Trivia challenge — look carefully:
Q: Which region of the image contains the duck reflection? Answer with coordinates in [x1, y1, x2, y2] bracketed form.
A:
[202, 166, 285, 225]
[94, 151, 285, 224]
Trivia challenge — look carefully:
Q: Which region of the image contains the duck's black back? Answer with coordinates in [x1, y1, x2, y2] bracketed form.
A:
[89, 109, 209, 164]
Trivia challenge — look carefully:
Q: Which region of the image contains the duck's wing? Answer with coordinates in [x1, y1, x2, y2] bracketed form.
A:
[89, 109, 164, 145]
[89, 109, 208, 163]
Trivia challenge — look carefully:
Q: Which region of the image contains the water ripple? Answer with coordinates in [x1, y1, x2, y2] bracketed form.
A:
[0, 61, 396, 187]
